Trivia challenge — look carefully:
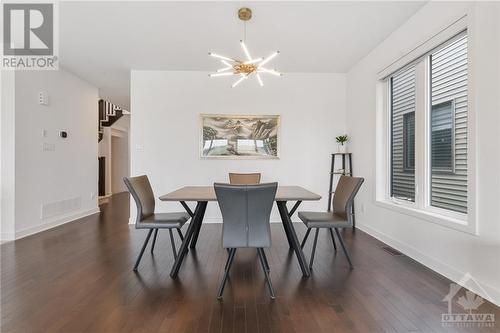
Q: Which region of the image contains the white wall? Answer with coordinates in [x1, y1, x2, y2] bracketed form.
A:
[346, 2, 500, 305]
[130, 71, 346, 222]
[1, 71, 16, 240]
[3, 68, 100, 240]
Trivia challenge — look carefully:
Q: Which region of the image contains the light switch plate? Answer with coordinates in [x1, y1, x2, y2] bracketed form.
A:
[38, 91, 49, 105]
[43, 143, 55, 151]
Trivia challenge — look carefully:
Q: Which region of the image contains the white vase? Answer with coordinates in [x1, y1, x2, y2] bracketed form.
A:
[338, 144, 347, 153]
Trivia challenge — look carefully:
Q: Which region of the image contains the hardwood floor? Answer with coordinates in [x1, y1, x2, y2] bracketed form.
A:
[1, 192, 499, 332]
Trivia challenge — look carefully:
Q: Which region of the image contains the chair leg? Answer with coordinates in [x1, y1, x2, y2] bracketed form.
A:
[309, 228, 319, 270]
[133, 229, 154, 271]
[176, 228, 184, 241]
[261, 248, 270, 272]
[224, 249, 230, 271]
[258, 248, 276, 299]
[169, 229, 177, 259]
[334, 228, 353, 269]
[329, 228, 337, 251]
[150, 228, 159, 254]
[218, 248, 236, 300]
[301, 228, 311, 249]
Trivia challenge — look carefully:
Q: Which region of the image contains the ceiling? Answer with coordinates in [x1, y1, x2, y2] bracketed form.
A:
[60, 1, 426, 109]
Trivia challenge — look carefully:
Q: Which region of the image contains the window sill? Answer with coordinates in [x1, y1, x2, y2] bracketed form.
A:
[374, 199, 477, 235]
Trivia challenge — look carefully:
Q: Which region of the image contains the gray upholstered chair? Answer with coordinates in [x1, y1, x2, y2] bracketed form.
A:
[298, 176, 364, 270]
[214, 182, 277, 300]
[124, 175, 190, 271]
[228, 172, 261, 185]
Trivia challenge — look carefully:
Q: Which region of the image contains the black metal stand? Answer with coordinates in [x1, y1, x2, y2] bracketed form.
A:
[328, 153, 356, 230]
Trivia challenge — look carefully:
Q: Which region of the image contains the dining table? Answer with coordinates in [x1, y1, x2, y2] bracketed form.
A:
[159, 185, 321, 278]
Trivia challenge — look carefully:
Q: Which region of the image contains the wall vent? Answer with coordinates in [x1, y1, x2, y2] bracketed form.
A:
[381, 246, 404, 256]
[41, 197, 82, 219]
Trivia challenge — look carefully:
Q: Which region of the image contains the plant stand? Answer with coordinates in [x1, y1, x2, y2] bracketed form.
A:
[327, 153, 356, 230]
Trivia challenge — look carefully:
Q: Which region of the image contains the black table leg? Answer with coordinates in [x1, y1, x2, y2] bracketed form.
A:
[180, 201, 194, 218]
[281, 210, 293, 249]
[276, 201, 311, 277]
[190, 202, 207, 248]
[288, 200, 302, 218]
[170, 201, 207, 278]
[276, 201, 302, 250]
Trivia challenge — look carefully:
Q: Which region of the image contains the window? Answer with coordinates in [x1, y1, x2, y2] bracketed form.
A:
[403, 112, 415, 171]
[430, 34, 468, 214]
[431, 100, 454, 171]
[386, 32, 468, 217]
[390, 66, 416, 202]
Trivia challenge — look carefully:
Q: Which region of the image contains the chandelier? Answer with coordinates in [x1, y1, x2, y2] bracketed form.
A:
[208, 8, 282, 88]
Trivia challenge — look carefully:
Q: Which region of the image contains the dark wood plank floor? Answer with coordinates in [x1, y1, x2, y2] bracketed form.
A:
[1, 192, 499, 333]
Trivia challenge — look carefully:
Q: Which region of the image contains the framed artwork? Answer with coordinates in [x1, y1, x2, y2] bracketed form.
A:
[200, 114, 280, 159]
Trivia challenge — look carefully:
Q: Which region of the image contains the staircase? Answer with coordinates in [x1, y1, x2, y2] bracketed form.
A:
[98, 99, 124, 142]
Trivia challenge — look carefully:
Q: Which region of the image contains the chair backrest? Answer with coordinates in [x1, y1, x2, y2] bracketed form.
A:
[214, 182, 277, 248]
[229, 173, 261, 185]
[332, 176, 364, 221]
[123, 175, 155, 224]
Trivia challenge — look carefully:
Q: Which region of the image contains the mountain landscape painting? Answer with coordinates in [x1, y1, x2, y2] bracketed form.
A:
[201, 114, 280, 159]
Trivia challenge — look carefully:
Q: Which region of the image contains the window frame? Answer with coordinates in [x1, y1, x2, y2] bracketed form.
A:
[374, 18, 476, 235]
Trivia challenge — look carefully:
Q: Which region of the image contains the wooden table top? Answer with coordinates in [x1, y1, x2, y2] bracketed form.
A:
[159, 186, 321, 202]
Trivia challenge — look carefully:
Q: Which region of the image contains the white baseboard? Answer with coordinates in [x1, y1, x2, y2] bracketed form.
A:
[0, 232, 15, 242]
[357, 222, 500, 307]
[11, 207, 101, 241]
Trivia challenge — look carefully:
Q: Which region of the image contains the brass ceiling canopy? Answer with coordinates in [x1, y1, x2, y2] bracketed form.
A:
[238, 8, 252, 21]
[233, 62, 258, 75]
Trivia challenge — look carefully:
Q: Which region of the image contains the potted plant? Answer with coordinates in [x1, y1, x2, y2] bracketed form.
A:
[336, 135, 349, 153]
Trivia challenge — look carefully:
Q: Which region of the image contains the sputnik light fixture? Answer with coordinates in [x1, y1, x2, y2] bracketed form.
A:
[208, 7, 282, 88]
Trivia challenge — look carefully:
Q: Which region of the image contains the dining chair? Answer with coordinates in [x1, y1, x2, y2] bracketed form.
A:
[214, 182, 277, 300]
[228, 172, 261, 185]
[298, 176, 364, 270]
[124, 175, 190, 271]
